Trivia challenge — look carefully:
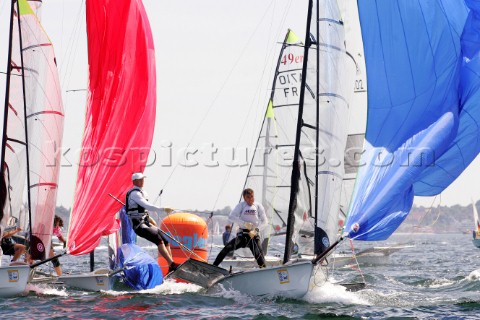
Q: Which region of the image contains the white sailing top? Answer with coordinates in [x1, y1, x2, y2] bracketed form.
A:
[229, 201, 268, 229]
[127, 186, 163, 213]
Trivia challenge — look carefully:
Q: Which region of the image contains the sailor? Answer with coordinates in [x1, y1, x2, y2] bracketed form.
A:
[126, 172, 179, 272]
[213, 188, 268, 268]
[50, 215, 66, 276]
[0, 227, 27, 262]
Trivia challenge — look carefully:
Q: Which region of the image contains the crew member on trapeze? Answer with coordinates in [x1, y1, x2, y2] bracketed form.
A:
[126, 172, 179, 272]
[213, 188, 268, 268]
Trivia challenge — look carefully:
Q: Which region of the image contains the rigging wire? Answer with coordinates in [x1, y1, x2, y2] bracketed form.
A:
[209, 0, 296, 213]
[413, 195, 442, 232]
[161, 0, 291, 199]
[60, 0, 85, 93]
[203, 0, 300, 263]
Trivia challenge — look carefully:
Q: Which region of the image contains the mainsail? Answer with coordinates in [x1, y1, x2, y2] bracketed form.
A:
[472, 200, 480, 234]
[338, 0, 367, 226]
[344, 1, 480, 241]
[284, 0, 352, 262]
[67, 0, 156, 255]
[1, 0, 64, 260]
[243, 29, 303, 254]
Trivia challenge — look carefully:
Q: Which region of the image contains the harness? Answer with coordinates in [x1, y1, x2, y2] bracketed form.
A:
[126, 188, 150, 228]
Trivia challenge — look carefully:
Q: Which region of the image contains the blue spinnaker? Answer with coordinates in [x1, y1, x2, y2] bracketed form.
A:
[345, 0, 480, 241]
[117, 244, 163, 290]
[116, 207, 163, 289]
[119, 206, 137, 245]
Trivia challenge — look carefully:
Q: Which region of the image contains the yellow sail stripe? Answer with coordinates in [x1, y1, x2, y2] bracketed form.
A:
[18, 0, 34, 16]
[266, 100, 274, 118]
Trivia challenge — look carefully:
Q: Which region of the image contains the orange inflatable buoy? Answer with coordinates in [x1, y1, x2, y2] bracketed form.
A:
[157, 212, 209, 276]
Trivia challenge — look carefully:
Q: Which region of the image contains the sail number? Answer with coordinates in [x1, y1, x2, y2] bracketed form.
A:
[281, 53, 303, 65]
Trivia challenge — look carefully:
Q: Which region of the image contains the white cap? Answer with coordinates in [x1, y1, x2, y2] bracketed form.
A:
[132, 172, 146, 181]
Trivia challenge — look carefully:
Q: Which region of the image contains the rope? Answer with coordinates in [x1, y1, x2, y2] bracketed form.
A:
[412, 195, 442, 232]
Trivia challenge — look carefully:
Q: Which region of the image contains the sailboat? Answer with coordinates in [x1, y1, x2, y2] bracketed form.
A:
[218, 0, 369, 274]
[215, 28, 304, 270]
[0, 0, 64, 296]
[471, 200, 480, 248]
[170, 0, 361, 298]
[58, 0, 161, 291]
[316, 1, 480, 268]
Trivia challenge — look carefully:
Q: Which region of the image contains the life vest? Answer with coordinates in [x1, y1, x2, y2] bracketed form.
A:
[126, 187, 147, 219]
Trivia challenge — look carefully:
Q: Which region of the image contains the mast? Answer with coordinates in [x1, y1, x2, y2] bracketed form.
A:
[283, 0, 314, 264]
[0, 0, 16, 224]
[313, 0, 320, 252]
[15, 0, 34, 251]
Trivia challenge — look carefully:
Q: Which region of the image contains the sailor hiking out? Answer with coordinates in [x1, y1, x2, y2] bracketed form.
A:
[126, 172, 179, 272]
[213, 188, 268, 268]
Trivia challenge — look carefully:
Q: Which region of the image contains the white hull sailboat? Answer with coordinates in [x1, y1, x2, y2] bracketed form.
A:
[471, 199, 480, 248]
[61, 0, 162, 292]
[331, 245, 414, 268]
[0, 264, 30, 298]
[59, 269, 113, 291]
[0, 0, 65, 295]
[208, 262, 315, 297]
[172, 0, 364, 298]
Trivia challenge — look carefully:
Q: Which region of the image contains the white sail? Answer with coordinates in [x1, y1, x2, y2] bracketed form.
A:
[243, 30, 303, 254]
[2, 0, 64, 260]
[285, 0, 352, 259]
[472, 199, 479, 232]
[245, 1, 361, 259]
[338, 0, 368, 225]
[170, 0, 363, 298]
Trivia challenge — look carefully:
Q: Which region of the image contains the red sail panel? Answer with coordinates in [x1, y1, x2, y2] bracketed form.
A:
[68, 0, 156, 255]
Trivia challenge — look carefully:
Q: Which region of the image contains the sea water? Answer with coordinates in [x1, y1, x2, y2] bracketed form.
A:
[2, 233, 480, 319]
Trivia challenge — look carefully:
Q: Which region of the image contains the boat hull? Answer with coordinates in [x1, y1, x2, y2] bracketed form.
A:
[0, 264, 30, 297]
[58, 269, 113, 291]
[208, 261, 314, 298]
[218, 255, 283, 270]
[472, 239, 480, 248]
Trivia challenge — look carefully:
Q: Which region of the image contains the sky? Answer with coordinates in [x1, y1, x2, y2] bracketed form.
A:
[0, 0, 479, 213]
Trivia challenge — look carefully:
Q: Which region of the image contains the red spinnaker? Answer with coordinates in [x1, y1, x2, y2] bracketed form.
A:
[68, 0, 156, 255]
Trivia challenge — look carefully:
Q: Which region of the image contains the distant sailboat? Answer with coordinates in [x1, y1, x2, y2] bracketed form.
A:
[213, 221, 220, 236]
[471, 200, 480, 248]
[0, 0, 64, 296]
[59, 0, 161, 291]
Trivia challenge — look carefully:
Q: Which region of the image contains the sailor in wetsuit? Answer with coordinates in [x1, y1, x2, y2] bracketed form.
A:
[126, 172, 179, 272]
[213, 188, 268, 268]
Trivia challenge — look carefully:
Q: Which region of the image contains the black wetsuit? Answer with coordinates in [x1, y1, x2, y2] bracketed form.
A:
[213, 229, 266, 267]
